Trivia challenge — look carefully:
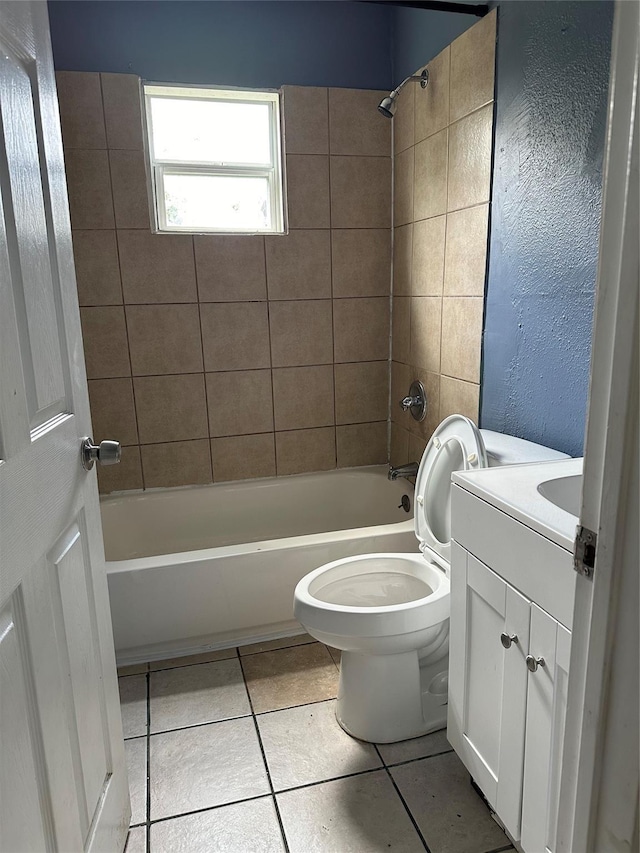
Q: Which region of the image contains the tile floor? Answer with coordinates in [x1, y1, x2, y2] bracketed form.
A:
[119, 635, 514, 853]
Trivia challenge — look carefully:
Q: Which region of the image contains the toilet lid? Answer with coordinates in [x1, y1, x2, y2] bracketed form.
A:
[414, 415, 488, 564]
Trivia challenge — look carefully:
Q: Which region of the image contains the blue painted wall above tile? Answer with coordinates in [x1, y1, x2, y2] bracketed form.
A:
[47, 0, 394, 90]
[481, 1, 613, 457]
[391, 4, 478, 83]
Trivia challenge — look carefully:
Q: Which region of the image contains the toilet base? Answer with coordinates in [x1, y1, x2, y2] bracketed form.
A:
[336, 648, 449, 744]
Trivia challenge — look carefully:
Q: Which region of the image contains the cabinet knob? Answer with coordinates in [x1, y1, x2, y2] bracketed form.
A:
[526, 655, 545, 672]
[500, 632, 518, 649]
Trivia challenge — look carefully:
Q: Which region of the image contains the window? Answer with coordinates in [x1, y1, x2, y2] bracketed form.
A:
[144, 84, 284, 234]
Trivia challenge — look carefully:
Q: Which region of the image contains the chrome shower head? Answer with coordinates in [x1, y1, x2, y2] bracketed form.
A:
[378, 95, 397, 118]
[377, 69, 429, 118]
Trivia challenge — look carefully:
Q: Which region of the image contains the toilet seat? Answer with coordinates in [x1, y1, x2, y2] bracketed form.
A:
[414, 414, 487, 567]
[294, 415, 487, 631]
[297, 553, 449, 641]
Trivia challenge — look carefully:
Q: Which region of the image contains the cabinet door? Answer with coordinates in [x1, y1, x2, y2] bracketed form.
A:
[449, 547, 530, 838]
[521, 605, 571, 853]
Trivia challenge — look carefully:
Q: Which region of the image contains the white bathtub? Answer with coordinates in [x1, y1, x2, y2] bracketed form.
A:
[103, 466, 417, 664]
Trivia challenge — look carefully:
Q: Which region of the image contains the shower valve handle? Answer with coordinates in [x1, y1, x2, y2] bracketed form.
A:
[400, 395, 421, 411]
[399, 380, 427, 422]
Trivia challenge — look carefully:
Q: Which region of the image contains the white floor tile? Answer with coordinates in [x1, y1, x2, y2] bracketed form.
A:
[276, 770, 425, 852]
[391, 752, 509, 853]
[150, 717, 270, 820]
[124, 737, 147, 826]
[149, 648, 237, 670]
[242, 643, 338, 713]
[150, 797, 285, 852]
[239, 633, 314, 656]
[150, 658, 250, 733]
[118, 663, 148, 676]
[258, 700, 381, 791]
[325, 646, 341, 668]
[124, 826, 146, 853]
[119, 675, 147, 739]
[377, 727, 452, 766]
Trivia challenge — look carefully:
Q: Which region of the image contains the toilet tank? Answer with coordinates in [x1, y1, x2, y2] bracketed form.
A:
[479, 429, 570, 468]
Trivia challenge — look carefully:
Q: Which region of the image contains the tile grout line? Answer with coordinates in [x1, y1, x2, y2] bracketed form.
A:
[276, 763, 382, 795]
[147, 792, 276, 829]
[90, 356, 389, 381]
[123, 653, 456, 847]
[236, 649, 291, 853]
[326, 88, 338, 470]
[192, 236, 215, 483]
[263, 235, 278, 475]
[145, 668, 151, 853]
[383, 746, 454, 770]
[133, 746, 460, 833]
[374, 744, 433, 853]
[85, 293, 403, 306]
[125, 696, 342, 742]
[95, 75, 144, 492]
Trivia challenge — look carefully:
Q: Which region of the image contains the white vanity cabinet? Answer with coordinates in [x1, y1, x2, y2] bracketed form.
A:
[520, 603, 571, 853]
[447, 464, 579, 853]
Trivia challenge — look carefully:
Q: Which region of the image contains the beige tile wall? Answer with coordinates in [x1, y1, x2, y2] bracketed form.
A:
[57, 73, 391, 492]
[389, 11, 496, 465]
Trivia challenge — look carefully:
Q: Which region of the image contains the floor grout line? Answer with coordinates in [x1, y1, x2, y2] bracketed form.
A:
[275, 764, 383, 795]
[134, 697, 341, 743]
[129, 755, 480, 840]
[145, 669, 151, 853]
[118, 637, 318, 678]
[147, 792, 276, 828]
[237, 649, 291, 853]
[122, 658, 486, 851]
[382, 746, 455, 769]
[375, 745, 433, 853]
[147, 712, 253, 738]
[146, 657, 238, 674]
[255, 696, 336, 717]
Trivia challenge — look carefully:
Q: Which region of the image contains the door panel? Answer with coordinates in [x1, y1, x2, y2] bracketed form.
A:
[0, 3, 129, 850]
[0, 44, 66, 428]
[0, 595, 52, 853]
[51, 520, 111, 839]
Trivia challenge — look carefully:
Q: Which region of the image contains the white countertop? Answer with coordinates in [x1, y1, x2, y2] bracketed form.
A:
[452, 457, 584, 552]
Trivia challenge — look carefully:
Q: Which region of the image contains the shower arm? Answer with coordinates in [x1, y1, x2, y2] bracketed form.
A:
[390, 70, 429, 99]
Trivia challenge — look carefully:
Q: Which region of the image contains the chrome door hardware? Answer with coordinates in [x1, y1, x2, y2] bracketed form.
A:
[81, 437, 121, 471]
[526, 655, 545, 672]
[573, 525, 597, 578]
[500, 632, 518, 649]
[400, 380, 427, 422]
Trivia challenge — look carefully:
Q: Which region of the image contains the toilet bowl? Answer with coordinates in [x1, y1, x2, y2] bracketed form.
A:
[294, 414, 569, 744]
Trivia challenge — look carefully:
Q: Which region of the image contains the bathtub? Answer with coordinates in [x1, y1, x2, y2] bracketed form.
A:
[103, 466, 417, 665]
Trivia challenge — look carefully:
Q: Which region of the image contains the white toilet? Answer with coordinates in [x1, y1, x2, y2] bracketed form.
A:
[294, 415, 568, 744]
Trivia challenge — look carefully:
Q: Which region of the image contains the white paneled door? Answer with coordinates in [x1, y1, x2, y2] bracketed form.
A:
[0, 2, 129, 851]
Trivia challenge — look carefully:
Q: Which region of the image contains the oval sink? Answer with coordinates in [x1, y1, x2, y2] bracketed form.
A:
[537, 474, 583, 517]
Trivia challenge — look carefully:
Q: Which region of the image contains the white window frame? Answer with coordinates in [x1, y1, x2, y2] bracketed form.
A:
[143, 83, 285, 234]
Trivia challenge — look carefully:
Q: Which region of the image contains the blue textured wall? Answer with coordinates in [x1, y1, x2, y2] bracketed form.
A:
[47, 0, 393, 90]
[481, 0, 613, 457]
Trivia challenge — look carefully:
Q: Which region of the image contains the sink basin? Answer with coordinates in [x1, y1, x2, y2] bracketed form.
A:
[537, 474, 583, 517]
